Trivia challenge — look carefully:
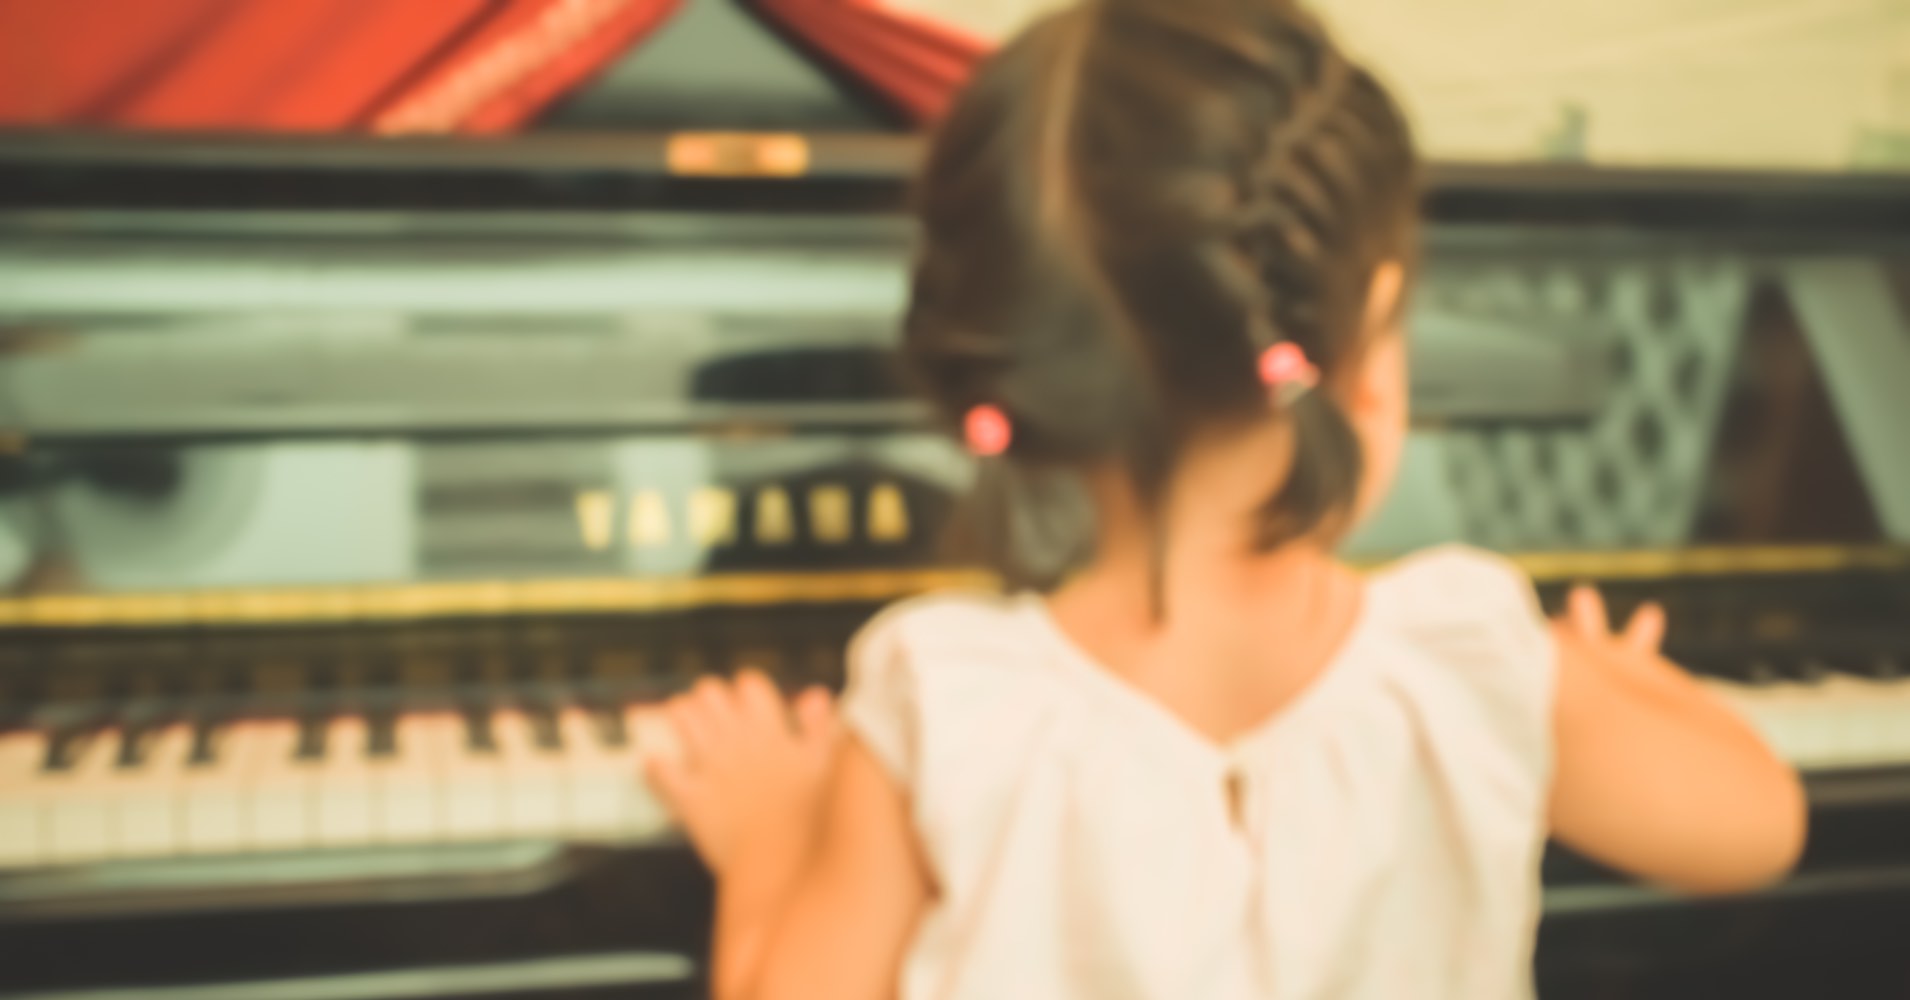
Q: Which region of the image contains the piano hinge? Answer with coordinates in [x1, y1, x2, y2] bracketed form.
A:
[666, 132, 809, 177]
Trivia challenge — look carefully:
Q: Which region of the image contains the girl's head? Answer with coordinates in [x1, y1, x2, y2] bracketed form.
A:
[903, 0, 1419, 592]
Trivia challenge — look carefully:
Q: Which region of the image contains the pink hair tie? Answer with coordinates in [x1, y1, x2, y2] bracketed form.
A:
[963, 404, 1013, 457]
[1258, 341, 1319, 405]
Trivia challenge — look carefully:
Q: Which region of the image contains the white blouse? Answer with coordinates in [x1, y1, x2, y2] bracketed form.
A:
[841, 546, 1557, 1000]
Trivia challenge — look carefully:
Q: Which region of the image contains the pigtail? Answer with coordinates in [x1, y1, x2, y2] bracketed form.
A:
[1254, 391, 1364, 548]
[959, 454, 1098, 592]
[1231, 41, 1414, 551]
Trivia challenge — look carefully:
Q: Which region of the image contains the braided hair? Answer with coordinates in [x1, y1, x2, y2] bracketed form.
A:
[904, 0, 1419, 597]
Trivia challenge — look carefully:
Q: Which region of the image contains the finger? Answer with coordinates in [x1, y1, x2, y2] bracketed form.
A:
[1623, 602, 1667, 655]
[690, 676, 737, 736]
[793, 686, 837, 741]
[634, 705, 687, 765]
[732, 668, 784, 725]
[1549, 617, 1625, 673]
[691, 675, 730, 705]
[665, 698, 715, 764]
[1566, 585, 1608, 639]
[641, 744, 692, 814]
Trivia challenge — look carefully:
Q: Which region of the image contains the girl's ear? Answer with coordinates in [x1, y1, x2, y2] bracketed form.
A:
[1345, 259, 1407, 419]
[1363, 259, 1405, 333]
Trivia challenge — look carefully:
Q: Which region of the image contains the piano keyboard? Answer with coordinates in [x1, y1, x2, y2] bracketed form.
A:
[0, 705, 678, 870]
[1709, 673, 1910, 773]
[1, 673, 1907, 872]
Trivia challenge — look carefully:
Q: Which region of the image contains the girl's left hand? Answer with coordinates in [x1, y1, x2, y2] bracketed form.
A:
[1561, 584, 1666, 656]
[643, 670, 840, 877]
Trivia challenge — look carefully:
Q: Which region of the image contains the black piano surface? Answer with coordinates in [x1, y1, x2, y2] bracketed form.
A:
[2, 133, 1910, 1000]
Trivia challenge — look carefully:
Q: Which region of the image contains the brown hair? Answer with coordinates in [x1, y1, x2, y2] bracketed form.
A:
[903, 0, 1420, 593]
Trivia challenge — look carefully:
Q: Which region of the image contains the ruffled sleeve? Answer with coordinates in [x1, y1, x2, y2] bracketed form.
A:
[833, 592, 1071, 883]
[839, 604, 920, 786]
[1380, 545, 1555, 727]
[1369, 545, 1560, 824]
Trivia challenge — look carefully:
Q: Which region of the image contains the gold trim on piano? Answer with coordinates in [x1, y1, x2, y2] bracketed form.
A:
[1506, 544, 1910, 582]
[0, 569, 996, 628]
[0, 545, 1901, 629]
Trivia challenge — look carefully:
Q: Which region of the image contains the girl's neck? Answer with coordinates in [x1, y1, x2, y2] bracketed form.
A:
[1051, 528, 1348, 645]
[1043, 523, 1364, 745]
[1063, 416, 1333, 620]
[1044, 423, 1365, 696]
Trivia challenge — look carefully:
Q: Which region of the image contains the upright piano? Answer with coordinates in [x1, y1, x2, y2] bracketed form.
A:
[0, 129, 1908, 1000]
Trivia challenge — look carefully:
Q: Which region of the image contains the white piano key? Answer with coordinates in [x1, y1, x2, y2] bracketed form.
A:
[376, 713, 452, 844]
[1830, 674, 1910, 769]
[441, 710, 506, 842]
[1712, 672, 1910, 772]
[46, 729, 121, 863]
[1813, 676, 1870, 768]
[1790, 686, 1841, 767]
[313, 717, 377, 847]
[629, 704, 684, 770]
[244, 720, 314, 851]
[0, 730, 47, 868]
[1875, 677, 1910, 763]
[1864, 679, 1910, 767]
[558, 709, 629, 838]
[181, 722, 251, 855]
[1707, 677, 1797, 758]
[620, 704, 677, 838]
[112, 724, 192, 859]
[1748, 681, 1811, 763]
[495, 710, 566, 837]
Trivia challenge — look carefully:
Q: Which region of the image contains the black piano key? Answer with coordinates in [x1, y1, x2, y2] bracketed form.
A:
[462, 706, 497, 754]
[172, 665, 248, 767]
[799, 641, 843, 689]
[449, 655, 498, 756]
[365, 660, 399, 694]
[296, 714, 328, 760]
[563, 653, 596, 692]
[504, 647, 564, 754]
[0, 673, 29, 732]
[593, 705, 629, 748]
[116, 729, 149, 768]
[131, 724, 188, 768]
[292, 659, 340, 760]
[112, 698, 163, 768]
[367, 711, 399, 759]
[35, 700, 105, 770]
[358, 660, 402, 761]
[42, 726, 93, 772]
[188, 718, 225, 767]
[1792, 658, 1831, 684]
[527, 705, 562, 753]
[116, 714, 179, 768]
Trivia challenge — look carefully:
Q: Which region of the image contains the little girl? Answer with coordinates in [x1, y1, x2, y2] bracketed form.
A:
[644, 0, 1807, 997]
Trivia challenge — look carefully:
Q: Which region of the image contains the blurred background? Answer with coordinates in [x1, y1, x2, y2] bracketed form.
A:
[929, 0, 1910, 171]
[3, 0, 1906, 167]
[0, 2, 1906, 999]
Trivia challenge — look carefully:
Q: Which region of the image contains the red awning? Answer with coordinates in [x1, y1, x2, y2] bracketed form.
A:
[371, 0, 683, 135]
[0, 0, 985, 134]
[749, 0, 986, 124]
